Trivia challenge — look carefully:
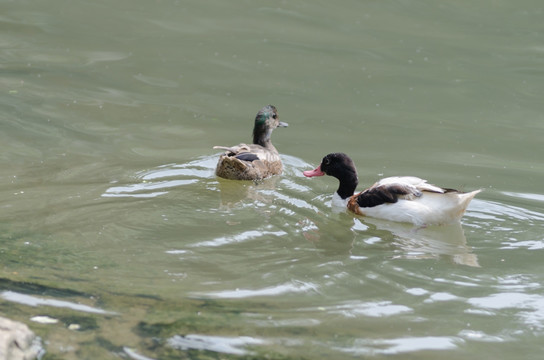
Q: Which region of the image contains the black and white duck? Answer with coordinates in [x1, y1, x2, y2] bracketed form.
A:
[303, 153, 481, 226]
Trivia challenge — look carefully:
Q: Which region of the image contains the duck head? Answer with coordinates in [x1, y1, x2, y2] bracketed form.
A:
[303, 153, 359, 199]
[253, 105, 288, 146]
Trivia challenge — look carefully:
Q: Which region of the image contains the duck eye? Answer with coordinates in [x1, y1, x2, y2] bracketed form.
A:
[323, 158, 330, 165]
[272, 114, 277, 119]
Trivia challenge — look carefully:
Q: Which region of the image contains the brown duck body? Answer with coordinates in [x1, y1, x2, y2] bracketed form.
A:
[214, 143, 283, 180]
[214, 105, 287, 181]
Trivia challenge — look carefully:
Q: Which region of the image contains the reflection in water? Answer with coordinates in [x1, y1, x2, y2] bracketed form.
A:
[298, 212, 359, 255]
[365, 218, 480, 267]
[215, 175, 281, 208]
[300, 210, 479, 266]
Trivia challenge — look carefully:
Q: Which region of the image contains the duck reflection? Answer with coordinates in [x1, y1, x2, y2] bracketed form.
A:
[363, 218, 479, 267]
[301, 213, 479, 267]
[299, 212, 358, 255]
[215, 175, 282, 209]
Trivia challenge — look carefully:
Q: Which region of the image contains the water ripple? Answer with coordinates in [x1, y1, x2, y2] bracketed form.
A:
[469, 198, 544, 223]
[133, 73, 179, 88]
[500, 240, 544, 250]
[457, 330, 505, 343]
[468, 292, 544, 330]
[335, 336, 461, 355]
[1, 291, 116, 315]
[101, 156, 216, 198]
[102, 179, 196, 198]
[503, 191, 544, 203]
[324, 300, 412, 318]
[167, 334, 265, 356]
[190, 229, 287, 248]
[83, 51, 131, 65]
[193, 280, 319, 299]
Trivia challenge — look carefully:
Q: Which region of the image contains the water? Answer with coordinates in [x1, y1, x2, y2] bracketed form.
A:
[2, 0, 544, 358]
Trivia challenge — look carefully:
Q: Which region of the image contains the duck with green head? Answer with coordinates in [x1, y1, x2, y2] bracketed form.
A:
[214, 105, 288, 180]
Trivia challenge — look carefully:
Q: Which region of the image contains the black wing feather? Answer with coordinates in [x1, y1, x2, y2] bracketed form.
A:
[356, 184, 420, 208]
[235, 153, 260, 162]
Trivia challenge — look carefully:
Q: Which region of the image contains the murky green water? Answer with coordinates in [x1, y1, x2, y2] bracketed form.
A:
[2, 0, 544, 358]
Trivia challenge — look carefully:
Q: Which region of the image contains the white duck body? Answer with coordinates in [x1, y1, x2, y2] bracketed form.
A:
[351, 176, 481, 226]
[304, 153, 481, 226]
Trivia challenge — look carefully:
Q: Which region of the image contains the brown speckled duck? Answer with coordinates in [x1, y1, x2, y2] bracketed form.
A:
[214, 105, 288, 180]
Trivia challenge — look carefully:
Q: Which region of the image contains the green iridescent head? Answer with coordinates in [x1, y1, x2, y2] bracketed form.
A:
[252, 105, 288, 145]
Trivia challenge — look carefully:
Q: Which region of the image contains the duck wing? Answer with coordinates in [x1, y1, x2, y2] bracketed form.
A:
[355, 176, 448, 208]
[374, 176, 446, 193]
[213, 143, 279, 162]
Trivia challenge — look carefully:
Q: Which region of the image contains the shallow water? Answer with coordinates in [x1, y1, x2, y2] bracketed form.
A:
[2, 0, 544, 359]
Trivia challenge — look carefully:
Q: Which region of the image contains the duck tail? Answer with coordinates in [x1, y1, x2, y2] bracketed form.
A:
[213, 144, 251, 153]
[213, 145, 234, 151]
[458, 189, 482, 213]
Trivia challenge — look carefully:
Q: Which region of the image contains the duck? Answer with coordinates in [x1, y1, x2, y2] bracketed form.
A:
[213, 105, 288, 180]
[303, 153, 481, 226]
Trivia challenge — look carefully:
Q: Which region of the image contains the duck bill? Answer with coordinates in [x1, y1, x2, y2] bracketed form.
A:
[303, 165, 325, 177]
[278, 121, 288, 127]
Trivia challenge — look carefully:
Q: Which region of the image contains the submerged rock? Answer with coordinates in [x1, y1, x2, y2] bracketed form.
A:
[0, 317, 43, 360]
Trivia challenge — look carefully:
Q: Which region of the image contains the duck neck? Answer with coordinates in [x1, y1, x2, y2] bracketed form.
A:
[253, 126, 273, 148]
[336, 172, 358, 200]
